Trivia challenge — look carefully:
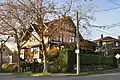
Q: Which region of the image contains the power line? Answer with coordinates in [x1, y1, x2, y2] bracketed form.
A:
[90, 22, 120, 29]
[91, 27, 116, 36]
[93, 0, 120, 12]
[108, 0, 120, 6]
[94, 7, 120, 12]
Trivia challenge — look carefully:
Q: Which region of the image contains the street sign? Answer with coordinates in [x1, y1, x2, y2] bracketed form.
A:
[115, 54, 120, 59]
[75, 49, 79, 54]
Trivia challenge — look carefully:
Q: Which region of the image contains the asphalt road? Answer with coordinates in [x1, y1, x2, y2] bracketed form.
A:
[1, 72, 120, 80]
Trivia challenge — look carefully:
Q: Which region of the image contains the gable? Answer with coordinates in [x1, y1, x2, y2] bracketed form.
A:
[22, 31, 41, 48]
[0, 44, 13, 56]
[22, 16, 84, 47]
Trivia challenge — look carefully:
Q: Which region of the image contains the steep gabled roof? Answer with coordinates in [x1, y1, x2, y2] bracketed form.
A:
[45, 16, 84, 40]
[22, 16, 84, 48]
[93, 36, 118, 43]
[44, 16, 77, 36]
[26, 16, 84, 41]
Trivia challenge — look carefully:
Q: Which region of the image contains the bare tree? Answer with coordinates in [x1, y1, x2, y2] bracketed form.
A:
[73, 2, 95, 37]
[0, 0, 95, 73]
[0, 0, 34, 72]
[0, 0, 72, 73]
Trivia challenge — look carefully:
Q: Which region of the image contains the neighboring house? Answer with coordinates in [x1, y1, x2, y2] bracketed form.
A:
[93, 34, 120, 55]
[0, 44, 13, 65]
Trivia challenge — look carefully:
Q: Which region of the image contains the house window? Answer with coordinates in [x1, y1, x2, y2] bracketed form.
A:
[33, 47, 39, 59]
[20, 49, 24, 59]
[60, 37, 62, 42]
[71, 37, 75, 42]
[56, 37, 59, 41]
[103, 42, 106, 47]
[68, 37, 71, 43]
[63, 37, 66, 42]
[116, 42, 119, 47]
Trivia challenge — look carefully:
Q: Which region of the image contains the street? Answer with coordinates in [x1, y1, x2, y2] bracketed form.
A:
[1, 72, 120, 80]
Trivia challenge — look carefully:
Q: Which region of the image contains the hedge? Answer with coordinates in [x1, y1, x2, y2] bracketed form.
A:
[48, 48, 68, 73]
[80, 54, 114, 65]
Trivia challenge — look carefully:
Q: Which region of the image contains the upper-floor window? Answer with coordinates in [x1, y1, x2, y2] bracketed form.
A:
[116, 42, 119, 47]
[33, 47, 39, 59]
[69, 37, 75, 43]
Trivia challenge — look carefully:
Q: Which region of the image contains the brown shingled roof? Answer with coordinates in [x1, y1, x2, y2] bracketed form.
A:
[93, 36, 118, 43]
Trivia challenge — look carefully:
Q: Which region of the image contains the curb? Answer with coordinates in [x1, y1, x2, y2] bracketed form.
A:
[1, 69, 120, 77]
[49, 69, 120, 76]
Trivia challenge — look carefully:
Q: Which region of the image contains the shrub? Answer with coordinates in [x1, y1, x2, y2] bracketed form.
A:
[48, 48, 68, 73]
[2, 63, 18, 72]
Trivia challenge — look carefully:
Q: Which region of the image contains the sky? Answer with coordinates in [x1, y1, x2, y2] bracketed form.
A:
[1, 0, 120, 41]
[1, 0, 120, 51]
[83, 0, 120, 40]
[56, 0, 120, 40]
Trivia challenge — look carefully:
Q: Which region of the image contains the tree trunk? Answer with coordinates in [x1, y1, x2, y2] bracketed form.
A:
[43, 53, 48, 73]
[41, 37, 48, 73]
[17, 45, 21, 72]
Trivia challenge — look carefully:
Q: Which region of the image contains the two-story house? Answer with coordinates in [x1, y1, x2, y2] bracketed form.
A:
[93, 34, 120, 55]
[21, 16, 96, 62]
[21, 16, 78, 62]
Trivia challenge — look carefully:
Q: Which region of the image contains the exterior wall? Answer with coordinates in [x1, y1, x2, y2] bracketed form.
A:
[21, 31, 43, 62]
[22, 31, 41, 48]
[0, 45, 13, 65]
[0, 53, 11, 65]
[50, 25, 75, 43]
[21, 46, 43, 63]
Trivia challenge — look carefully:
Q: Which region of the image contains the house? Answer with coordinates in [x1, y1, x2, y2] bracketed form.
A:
[21, 16, 78, 62]
[0, 44, 13, 66]
[21, 16, 96, 63]
[93, 34, 120, 55]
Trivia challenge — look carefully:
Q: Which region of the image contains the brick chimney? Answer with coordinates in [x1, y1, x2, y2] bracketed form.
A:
[101, 34, 103, 40]
[99, 34, 103, 46]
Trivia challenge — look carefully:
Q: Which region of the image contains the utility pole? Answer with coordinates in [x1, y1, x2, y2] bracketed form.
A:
[75, 0, 92, 74]
[75, 11, 80, 75]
